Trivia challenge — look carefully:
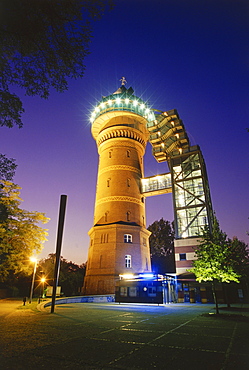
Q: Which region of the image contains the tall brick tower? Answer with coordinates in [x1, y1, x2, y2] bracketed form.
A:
[83, 81, 153, 295]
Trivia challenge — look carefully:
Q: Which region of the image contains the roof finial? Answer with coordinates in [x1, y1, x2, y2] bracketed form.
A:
[120, 77, 127, 86]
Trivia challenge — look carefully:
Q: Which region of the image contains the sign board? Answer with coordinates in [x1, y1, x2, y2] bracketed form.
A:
[46, 286, 61, 297]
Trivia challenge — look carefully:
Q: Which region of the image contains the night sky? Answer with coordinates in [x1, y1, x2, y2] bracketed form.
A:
[1, 0, 249, 265]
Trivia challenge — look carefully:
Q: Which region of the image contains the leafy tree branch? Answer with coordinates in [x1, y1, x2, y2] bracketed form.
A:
[0, 0, 113, 127]
[0, 180, 49, 283]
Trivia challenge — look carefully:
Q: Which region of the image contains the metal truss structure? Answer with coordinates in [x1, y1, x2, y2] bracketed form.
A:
[144, 109, 213, 240]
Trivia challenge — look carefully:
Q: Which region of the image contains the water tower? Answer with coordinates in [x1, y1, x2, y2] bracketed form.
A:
[83, 81, 153, 295]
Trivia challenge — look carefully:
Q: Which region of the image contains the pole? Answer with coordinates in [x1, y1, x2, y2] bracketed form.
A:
[51, 195, 67, 313]
[29, 260, 37, 304]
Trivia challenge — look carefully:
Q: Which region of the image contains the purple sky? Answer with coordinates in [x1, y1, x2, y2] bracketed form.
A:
[2, 0, 249, 265]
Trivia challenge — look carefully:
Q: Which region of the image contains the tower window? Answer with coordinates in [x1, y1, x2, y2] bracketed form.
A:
[125, 255, 132, 268]
[109, 150, 112, 158]
[127, 150, 130, 158]
[101, 233, 109, 243]
[107, 178, 111, 187]
[126, 211, 131, 222]
[142, 215, 145, 226]
[127, 178, 131, 187]
[179, 253, 186, 261]
[124, 234, 132, 243]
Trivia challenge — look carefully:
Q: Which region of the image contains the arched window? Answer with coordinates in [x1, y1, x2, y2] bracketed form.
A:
[127, 150, 130, 158]
[107, 178, 111, 187]
[125, 255, 132, 268]
[127, 178, 131, 187]
[105, 212, 108, 222]
[126, 211, 131, 222]
[109, 150, 112, 158]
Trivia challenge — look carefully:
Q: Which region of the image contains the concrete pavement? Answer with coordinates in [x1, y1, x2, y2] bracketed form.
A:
[0, 298, 248, 369]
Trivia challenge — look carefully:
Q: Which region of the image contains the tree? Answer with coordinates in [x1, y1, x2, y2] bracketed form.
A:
[228, 237, 249, 279]
[0, 180, 49, 283]
[39, 253, 86, 296]
[148, 218, 175, 274]
[227, 237, 249, 302]
[0, 0, 113, 128]
[189, 216, 241, 314]
[0, 154, 17, 181]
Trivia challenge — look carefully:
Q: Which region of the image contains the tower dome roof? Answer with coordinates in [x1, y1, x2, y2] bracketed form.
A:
[90, 85, 155, 128]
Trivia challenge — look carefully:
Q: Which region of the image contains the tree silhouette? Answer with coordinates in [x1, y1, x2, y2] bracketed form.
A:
[148, 218, 175, 274]
[0, 0, 113, 128]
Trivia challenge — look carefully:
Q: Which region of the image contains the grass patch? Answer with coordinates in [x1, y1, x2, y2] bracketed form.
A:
[17, 301, 40, 312]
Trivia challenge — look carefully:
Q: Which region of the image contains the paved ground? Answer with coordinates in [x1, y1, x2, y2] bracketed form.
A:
[0, 298, 249, 369]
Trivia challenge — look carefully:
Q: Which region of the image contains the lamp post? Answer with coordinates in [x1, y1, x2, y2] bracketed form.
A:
[29, 257, 37, 304]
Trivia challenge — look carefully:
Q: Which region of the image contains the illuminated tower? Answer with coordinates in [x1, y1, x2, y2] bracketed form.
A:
[147, 110, 213, 275]
[83, 82, 153, 295]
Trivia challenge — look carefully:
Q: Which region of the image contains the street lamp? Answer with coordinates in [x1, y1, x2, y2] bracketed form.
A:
[40, 276, 46, 299]
[29, 257, 37, 304]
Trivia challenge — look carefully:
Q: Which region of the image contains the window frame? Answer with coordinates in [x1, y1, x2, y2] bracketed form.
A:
[124, 234, 132, 243]
[125, 254, 132, 268]
[179, 253, 187, 261]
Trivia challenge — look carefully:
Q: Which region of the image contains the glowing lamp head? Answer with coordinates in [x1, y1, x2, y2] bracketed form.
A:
[120, 273, 134, 280]
[139, 273, 154, 279]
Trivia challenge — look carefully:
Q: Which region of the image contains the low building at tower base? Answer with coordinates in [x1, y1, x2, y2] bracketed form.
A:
[115, 273, 177, 304]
